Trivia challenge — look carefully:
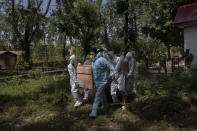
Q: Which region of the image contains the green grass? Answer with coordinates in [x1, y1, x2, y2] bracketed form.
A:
[0, 71, 197, 131]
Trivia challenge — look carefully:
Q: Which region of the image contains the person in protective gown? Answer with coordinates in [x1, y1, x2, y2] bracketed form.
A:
[124, 52, 138, 94]
[107, 51, 125, 104]
[67, 55, 83, 107]
[82, 54, 92, 101]
[89, 52, 117, 118]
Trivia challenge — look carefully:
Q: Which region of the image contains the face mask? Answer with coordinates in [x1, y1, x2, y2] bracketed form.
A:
[90, 55, 94, 60]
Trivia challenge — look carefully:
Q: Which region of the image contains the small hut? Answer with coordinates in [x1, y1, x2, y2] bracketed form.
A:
[0, 51, 22, 69]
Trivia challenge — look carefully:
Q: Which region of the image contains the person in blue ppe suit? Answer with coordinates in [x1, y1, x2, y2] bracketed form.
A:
[89, 52, 118, 118]
[67, 55, 83, 107]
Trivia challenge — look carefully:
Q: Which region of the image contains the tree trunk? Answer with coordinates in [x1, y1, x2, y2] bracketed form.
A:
[167, 44, 171, 60]
[83, 28, 91, 56]
[145, 57, 149, 69]
[21, 41, 31, 68]
[103, 18, 109, 48]
[124, 11, 129, 55]
[62, 34, 66, 59]
[84, 38, 90, 56]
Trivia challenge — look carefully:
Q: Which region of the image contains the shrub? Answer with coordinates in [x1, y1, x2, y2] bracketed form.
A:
[28, 70, 43, 78]
[15, 56, 30, 71]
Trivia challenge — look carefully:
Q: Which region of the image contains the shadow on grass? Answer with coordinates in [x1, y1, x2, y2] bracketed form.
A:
[21, 118, 87, 131]
[0, 94, 28, 131]
[126, 72, 197, 129]
[123, 98, 197, 129]
[0, 94, 26, 112]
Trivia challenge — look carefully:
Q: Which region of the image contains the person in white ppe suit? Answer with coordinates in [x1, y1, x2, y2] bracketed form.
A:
[109, 52, 129, 103]
[106, 51, 127, 103]
[82, 54, 92, 101]
[106, 51, 119, 103]
[67, 55, 83, 107]
[124, 52, 138, 93]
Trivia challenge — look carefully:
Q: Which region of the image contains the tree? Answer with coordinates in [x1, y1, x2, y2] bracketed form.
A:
[54, 0, 77, 59]
[74, 1, 101, 55]
[0, 8, 12, 50]
[5, 0, 52, 64]
[115, 0, 144, 54]
[55, 0, 101, 56]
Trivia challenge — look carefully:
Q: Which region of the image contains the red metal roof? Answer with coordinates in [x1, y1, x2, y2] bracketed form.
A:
[174, 2, 197, 27]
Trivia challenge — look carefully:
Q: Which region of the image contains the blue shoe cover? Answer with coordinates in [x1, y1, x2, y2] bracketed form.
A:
[100, 104, 108, 110]
[89, 110, 97, 118]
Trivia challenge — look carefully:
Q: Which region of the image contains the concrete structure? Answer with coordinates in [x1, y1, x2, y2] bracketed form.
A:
[0, 51, 22, 69]
[174, 2, 197, 68]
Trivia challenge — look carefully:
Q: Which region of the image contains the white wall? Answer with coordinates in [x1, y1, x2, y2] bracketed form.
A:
[184, 25, 197, 68]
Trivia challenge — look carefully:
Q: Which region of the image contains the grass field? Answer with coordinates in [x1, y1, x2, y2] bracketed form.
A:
[0, 71, 197, 131]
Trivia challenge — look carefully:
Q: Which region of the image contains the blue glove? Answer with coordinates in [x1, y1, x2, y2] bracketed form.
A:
[108, 75, 113, 81]
[75, 82, 80, 88]
[109, 75, 118, 84]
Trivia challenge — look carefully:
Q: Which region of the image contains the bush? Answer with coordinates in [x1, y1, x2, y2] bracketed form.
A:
[28, 70, 43, 78]
[15, 56, 31, 71]
[171, 46, 182, 57]
[135, 38, 166, 66]
[4, 76, 27, 87]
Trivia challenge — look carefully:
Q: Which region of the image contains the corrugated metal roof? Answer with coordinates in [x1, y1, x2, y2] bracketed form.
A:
[0, 51, 22, 56]
[0, 51, 7, 55]
[174, 2, 197, 27]
[9, 51, 22, 56]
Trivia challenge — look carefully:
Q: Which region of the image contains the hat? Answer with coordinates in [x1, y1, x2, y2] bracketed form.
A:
[70, 54, 75, 60]
[126, 52, 132, 58]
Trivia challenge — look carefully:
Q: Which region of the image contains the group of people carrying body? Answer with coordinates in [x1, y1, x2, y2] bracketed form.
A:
[67, 49, 138, 118]
[68, 47, 194, 118]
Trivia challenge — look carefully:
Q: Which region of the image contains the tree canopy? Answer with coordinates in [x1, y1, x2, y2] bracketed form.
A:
[0, 0, 196, 64]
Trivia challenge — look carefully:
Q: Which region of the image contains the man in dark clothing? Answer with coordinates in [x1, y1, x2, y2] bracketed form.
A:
[158, 51, 167, 73]
[184, 49, 194, 71]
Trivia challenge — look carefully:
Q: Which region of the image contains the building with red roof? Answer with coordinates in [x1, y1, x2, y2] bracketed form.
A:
[174, 2, 197, 68]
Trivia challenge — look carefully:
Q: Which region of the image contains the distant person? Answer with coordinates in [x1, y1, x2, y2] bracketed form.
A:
[184, 49, 194, 71]
[67, 55, 82, 107]
[158, 50, 167, 73]
[89, 52, 117, 118]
